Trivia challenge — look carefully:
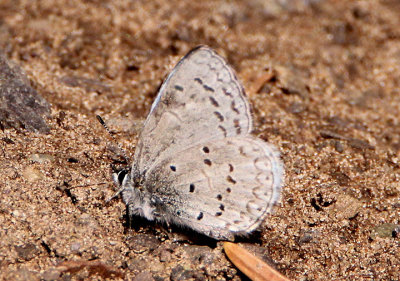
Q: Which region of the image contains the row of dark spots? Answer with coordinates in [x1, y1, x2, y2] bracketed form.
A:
[194, 77, 215, 93]
[216, 188, 231, 200]
[184, 168, 236, 195]
[170, 147, 211, 193]
[186, 206, 237, 219]
[197, 206, 225, 221]
[171, 163, 223, 172]
[202, 146, 212, 166]
[222, 87, 242, 136]
[216, 195, 226, 207]
[196, 188, 226, 220]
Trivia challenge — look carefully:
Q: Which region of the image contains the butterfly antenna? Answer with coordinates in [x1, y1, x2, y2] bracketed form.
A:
[96, 115, 130, 164]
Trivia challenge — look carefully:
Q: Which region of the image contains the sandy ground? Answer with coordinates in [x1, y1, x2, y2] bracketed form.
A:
[0, 0, 399, 280]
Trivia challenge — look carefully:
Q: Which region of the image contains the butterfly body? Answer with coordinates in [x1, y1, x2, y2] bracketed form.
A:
[114, 46, 284, 241]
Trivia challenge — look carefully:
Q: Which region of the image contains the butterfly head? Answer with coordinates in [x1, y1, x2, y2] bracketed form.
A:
[112, 166, 144, 191]
[113, 169, 129, 186]
[111, 165, 132, 189]
[111, 166, 156, 220]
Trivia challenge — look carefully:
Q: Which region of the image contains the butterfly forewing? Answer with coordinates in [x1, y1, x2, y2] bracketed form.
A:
[133, 46, 252, 175]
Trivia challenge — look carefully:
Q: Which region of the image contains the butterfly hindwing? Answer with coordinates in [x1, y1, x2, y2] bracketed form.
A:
[143, 136, 283, 240]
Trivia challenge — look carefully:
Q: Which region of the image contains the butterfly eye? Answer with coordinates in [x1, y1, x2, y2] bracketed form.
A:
[117, 170, 128, 185]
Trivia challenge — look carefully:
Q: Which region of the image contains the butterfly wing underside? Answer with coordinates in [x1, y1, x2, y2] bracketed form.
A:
[126, 46, 283, 240]
[146, 137, 283, 240]
[133, 46, 252, 175]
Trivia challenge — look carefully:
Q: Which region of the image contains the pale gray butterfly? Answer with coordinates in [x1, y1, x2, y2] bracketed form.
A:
[113, 46, 284, 241]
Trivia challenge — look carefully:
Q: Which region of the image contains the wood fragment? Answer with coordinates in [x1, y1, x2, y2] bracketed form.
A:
[251, 70, 275, 94]
[224, 242, 291, 281]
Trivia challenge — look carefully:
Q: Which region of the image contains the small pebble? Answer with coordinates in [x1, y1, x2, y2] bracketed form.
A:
[28, 153, 55, 163]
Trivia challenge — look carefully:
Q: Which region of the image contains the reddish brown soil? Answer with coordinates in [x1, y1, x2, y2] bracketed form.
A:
[0, 0, 399, 280]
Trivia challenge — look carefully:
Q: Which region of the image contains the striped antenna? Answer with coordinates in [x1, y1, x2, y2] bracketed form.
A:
[96, 115, 130, 164]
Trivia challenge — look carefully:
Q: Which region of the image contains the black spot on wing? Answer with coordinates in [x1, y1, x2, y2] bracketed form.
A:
[203, 84, 215, 92]
[227, 175, 237, 184]
[197, 212, 204, 220]
[231, 101, 240, 114]
[218, 125, 227, 137]
[214, 111, 224, 121]
[204, 159, 212, 166]
[174, 85, 184, 91]
[189, 184, 195, 192]
[223, 87, 233, 97]
[194, 78, 203, 84]
[209, 96, 219, 107]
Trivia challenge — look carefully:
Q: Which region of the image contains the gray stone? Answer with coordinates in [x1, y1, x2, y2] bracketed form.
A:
[41, 269, 61, 281]
[15, 243, 40, 261]
[4, 268, 40, 281]
[0, 54, 50, 133]
[134, 271, 155, 281]
[170, 265, 195, 281]
[159, 249, 172, 262]
[126, 233, 161, 253]
[183, 245, 215, 265]
[370, 223, 400, 239]
[28, 153, 55, 163]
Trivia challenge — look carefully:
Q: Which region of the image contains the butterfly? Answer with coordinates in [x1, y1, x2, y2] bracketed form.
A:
[112, 46, 284, 241]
